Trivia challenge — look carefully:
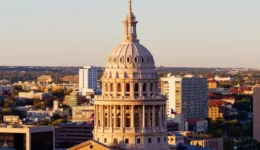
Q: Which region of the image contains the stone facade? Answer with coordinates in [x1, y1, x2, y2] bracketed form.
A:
[92, 0, 169, 150]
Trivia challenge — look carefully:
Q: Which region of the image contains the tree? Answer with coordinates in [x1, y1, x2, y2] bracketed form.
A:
[52, 119, 66, 125]
[52, 113, 62, 121]
[223, 138, 235, 150]
[44, 97, 53, 107]
[33, 99, 42, 109]
[236, 138, 260, 150]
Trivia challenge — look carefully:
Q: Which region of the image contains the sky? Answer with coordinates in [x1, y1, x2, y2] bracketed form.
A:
[0, 0, 260, 68]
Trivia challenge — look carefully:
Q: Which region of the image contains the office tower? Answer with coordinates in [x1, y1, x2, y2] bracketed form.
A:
[79, 66, 98, 96]
[160, 75, 208, 120]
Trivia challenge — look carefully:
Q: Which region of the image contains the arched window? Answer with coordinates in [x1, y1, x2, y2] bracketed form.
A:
[134, 83, 139, 92]
[143, 83, 147, 92]
[110, 83, 114, 92]
[117, 113, 121, 127]
[134, 57, 138, 63]
[125, 113, 131, 127]
[134, 113, 140, 127]
[117, 83, 122, 92]
[105, 83, 108, 92]
[104, 113, 108, 127]
[126, 83, 130, 92]
[150, 83, 153, 92]
[155, 106, 160, 126]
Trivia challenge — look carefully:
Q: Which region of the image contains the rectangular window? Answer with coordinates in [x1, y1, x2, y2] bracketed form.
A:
[148, 138, 152, 143]
[158, 138, 160, 143]
[125, 139, 129, 144]
[104, 138, 107, 143]
[137, 138, 141, 144]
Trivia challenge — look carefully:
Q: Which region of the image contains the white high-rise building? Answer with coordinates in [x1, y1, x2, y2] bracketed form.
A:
[79, 66, 98, 96]
[160, 75, 208, 120]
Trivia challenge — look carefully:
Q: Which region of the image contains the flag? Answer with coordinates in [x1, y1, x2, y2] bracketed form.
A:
[88, 113, 94, 120]
[171, 109, 177, 115]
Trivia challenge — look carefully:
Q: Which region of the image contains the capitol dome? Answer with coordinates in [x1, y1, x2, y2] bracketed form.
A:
[105, 0, 155, 70]
[105, 42, 155, 69]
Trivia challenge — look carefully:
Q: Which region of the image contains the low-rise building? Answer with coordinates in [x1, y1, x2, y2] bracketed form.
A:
[72, 106, 94, 122]
[214, 76, 235, 82]
[168, 131, 184, 148]
[37, 75, 53, 84]
[55, 123, 94, 149]
[18, 91, 52, 100]
[185, 119, 208, 134]
[208, 100, 225, 121]
[207, 78, 217, 89]
[0, 124, 54, 150]
[64, 91, 89, 107]
[3, 116, 19, 124]
[0, 85, 13, 96]
[190, 138, 223, 150]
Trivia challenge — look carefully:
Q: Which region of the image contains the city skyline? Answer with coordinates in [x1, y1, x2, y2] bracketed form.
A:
[0, 0, 259, 68]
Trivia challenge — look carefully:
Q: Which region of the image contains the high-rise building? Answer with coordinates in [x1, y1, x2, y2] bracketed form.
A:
[79, 66, 98, 96]
[253, 86, 260, 142]
[70, 1, 169, 150]
[160, 75, 208, 120]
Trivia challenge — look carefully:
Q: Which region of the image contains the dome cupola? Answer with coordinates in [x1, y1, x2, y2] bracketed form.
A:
[105, 0, 155, 70]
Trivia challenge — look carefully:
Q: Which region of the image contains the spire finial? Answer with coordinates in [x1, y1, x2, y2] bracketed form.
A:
[128, 0, 132, 12]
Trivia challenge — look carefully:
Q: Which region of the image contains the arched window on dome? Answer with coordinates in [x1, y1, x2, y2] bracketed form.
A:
[134, 57, 138, 63]
[125, 113, 131, 127]
[141, 57, 144, 63]
[120, 56, 124, 64]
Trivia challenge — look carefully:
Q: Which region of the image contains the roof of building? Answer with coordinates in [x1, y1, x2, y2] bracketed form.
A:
[67, 140, 116, 150]
[176, 143, 212, 150]
[208, 100, 230, 107]
[168, 131, 183, 137]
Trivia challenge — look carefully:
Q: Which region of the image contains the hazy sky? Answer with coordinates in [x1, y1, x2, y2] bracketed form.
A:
[0, 0, 259, 68]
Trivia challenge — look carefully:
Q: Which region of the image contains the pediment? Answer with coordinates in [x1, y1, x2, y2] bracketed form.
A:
[67, 140, 112, 150]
